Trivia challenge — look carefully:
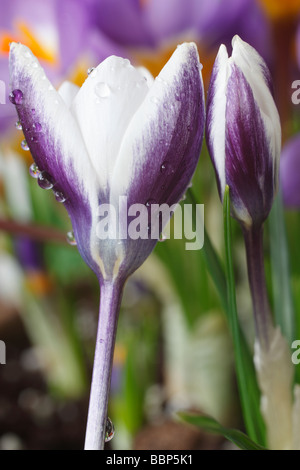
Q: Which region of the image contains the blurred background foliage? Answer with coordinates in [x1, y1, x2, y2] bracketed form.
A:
[0, 0, 300, 450]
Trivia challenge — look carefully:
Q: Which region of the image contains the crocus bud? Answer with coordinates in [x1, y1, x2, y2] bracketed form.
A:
[206, 35, 281, 228]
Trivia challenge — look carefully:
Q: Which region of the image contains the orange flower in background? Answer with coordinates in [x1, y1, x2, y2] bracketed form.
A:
[258, 0, 300, 20]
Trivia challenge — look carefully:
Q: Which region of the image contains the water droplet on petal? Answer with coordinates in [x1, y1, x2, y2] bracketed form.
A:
[145, 198, 156, 208]
[105, 417, 115, 442]
[30, 136, 38, 143]
[87, 67, 97, 77]
[66, 231, 77, 246]
[29, 163, 40, 179]
[160, 161, 173, 176]
[38, 171, 54, 190]
[54, 190, 66, 203]
[95, 82, 111, 99]
[15, 121, 22, 130]
[9, 89, 23, 105]
[21, 139, 29, 151]
[33, 122, 42, 132]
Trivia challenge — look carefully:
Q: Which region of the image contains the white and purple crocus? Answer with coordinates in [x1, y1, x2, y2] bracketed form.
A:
[206, 36, 281, 349]
[9, 41, 205, 449]
[206, 35, 281, 229]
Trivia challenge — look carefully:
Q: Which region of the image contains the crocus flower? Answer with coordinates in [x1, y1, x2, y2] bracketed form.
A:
[9, 41, 205, 449]
[206, 35, 281, 229]
[206, 35, 281, 350]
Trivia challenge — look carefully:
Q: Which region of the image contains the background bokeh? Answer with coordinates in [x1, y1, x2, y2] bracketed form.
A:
[0, 0, 300, 450]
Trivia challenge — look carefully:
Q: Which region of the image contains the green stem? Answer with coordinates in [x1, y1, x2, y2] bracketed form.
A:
[242, 224, 273, 350]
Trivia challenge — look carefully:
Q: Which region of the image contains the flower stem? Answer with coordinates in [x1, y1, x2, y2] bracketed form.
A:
[84, 279, 124, 450]
[242, 224, 273, 350]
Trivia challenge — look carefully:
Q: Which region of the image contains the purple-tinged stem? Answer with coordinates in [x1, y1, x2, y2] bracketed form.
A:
[84, 279, 124, 450]
[242, 224, 273, 350]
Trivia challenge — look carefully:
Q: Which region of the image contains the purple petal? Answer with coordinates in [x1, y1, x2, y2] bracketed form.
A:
[96, 0, 153, 47]
[225, 65, 275, 225]
[9, 43, 101, 275]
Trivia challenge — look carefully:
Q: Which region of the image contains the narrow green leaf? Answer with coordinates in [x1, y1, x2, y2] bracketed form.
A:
[178, 412, 266, 450]
[187, 189, 227, 312]
[223, 186, 265, 446]
[268, 191, 295, 344]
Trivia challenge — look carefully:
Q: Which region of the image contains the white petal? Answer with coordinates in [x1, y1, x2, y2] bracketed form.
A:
[232, 35, 281, 169]
[207, 44, 230, 198]
[70, 56, 150, 193]
[110, 43, 203, 203]
[58, 81, 80, 107]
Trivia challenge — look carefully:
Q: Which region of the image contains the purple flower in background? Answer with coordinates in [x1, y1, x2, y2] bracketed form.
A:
[281, 134, 300, 208]
[206, 35, 281, 228]
[9, 41, 205, 449]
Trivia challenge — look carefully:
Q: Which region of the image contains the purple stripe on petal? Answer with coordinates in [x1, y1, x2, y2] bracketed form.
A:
[225, 65, 275, 225]
[111, 44, 205, 277]
[9, 44, 101, 276]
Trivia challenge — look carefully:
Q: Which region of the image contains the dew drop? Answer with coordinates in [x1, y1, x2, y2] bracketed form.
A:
[33, 122, 42, 132]
[145, 198, 156, 208]
[105, 417, 115, 443]
[29, 163, 40, 179]
[160, 161, 173, 176]
[21, 139, 29, 151]
[15, 121, 22, 130]
[87, 67, 97, 77]
[54, 190, 66, 203]
[66, 231, 77, 246]
[95, 82, 111, 99]
[160, 163, 167, 173]
[38, 171, 54, 190]
[9, 89, 23, 105]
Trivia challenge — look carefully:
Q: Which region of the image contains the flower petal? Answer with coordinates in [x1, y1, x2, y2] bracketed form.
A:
[110, 42, 205, 275]
[70, 55, 150, 195]
[232, 36, 281, 174]
[206, 44, 230, 199]
[58, 81, 80, 107]
[225, 65, 275, 225]
[9, 42, 100, 273]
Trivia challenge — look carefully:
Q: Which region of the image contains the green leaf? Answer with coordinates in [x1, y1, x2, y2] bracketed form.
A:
[178, 412, 266, 450]
[268, 191, 295, 344]
[187, 189, 227, 312]
[223, 186, 265, 446]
